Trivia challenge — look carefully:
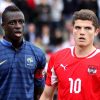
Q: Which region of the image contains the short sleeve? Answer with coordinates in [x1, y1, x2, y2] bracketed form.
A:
[46, 54, 58, 86]
[34, 50, 46, 87]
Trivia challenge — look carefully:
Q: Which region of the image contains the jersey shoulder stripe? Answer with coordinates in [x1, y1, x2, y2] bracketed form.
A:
[87, 49, 100, 58]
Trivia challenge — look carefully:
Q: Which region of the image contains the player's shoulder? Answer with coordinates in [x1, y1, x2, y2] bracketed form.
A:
[0, 39, 7, 50]
[25, 41, 45, 56]
[93, 49, 100, 56]
[52, 46, 73, 58]
[0, 40, 3, 46]
[54, 46, 73, 55]
[96, 49, 100, 53]
[95, 49, 100, 54]
[87, 49, 100, 59]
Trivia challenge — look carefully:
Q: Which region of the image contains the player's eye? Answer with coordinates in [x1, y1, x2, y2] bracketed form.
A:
[75, 26, 81, 30]
[8, 21, 15, 25]
[18, 20, 25, 24]
[85, 27, 92, 30]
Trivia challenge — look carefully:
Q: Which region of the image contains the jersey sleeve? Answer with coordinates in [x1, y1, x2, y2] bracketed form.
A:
[34, 49, 46, 87]
[46, 54, 58, 86]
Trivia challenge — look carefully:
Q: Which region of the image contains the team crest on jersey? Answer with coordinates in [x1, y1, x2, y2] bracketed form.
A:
[88, 65, 97, 74]
[25, 55, 34, 67]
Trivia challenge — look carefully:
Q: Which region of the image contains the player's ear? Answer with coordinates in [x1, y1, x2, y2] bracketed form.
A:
[1, 22, 5, 30]
[95, 28, 100, 36]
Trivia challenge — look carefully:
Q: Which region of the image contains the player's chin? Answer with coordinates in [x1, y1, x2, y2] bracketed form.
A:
[76, 42, 86, 46]
[78, 43, 87, 47]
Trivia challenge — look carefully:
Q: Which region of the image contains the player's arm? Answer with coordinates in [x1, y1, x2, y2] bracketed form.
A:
[40, 53, 58, 100]
[34, 49, 46, 100]
[34, 68, 45, 100]
[40, 84, 57, 100]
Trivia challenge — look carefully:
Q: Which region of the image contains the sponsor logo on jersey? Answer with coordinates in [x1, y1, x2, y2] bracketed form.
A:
[60, 64, 67, 70]
[88, 66, 97, 74]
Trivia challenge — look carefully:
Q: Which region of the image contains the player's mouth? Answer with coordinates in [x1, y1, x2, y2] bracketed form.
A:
[78, 37, 86, 42]
[14, 31, 22, 37]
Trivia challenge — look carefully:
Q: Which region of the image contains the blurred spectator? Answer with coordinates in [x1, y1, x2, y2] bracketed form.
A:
[62, 0, 78, 20]
[48, 0, 63, 46]
[62, 19, 75, 48]
[12, 0, 28, 22]
[35, 0, 51, 36]
[35, 0, 50, 5]
[24, 23, 36, 43]
[53, 28, 64, 51]
[34, 36, 45, 51]
[50, 0, 64, 30]
[34, 0, 41, 5]
[26, 0, 36, 9]
[97, 0, 100, 21]
[77, 0, 98, 17]
[42, 24, 50, 46]
[12, 0, 36, 23]
[25, 0, 37, 23]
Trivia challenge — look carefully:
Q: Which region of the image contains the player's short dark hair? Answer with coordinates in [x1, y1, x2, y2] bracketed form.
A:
[2, 5, 23, 23]
[72, 9, 99, 29]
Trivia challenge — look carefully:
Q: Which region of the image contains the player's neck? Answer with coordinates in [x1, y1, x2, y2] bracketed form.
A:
[74, 45, 96, 58]
[4, 36, 23, 49]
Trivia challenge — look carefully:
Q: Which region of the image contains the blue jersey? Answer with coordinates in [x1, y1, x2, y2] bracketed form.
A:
[0, 39, 46, 100]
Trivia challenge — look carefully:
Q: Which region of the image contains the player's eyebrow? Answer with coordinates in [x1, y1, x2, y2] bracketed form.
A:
[74, 26, 81, 29]
[84, 26, 92, 30]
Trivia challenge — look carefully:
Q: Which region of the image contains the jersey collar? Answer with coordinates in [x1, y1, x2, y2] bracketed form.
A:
[0, 38, 12, 47]
[0, 38, 25, 49]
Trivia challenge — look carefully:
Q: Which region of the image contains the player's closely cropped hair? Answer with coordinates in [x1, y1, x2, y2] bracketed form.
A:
[2, 5, 24, 23]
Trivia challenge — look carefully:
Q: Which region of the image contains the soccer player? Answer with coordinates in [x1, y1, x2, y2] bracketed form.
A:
[40, 9, 100, 100]
[0, 5, 46, 100]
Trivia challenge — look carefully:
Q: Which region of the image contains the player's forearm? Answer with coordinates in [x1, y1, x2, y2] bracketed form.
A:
[39, 92, 53, 100]
[40, 84, 56, 100]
